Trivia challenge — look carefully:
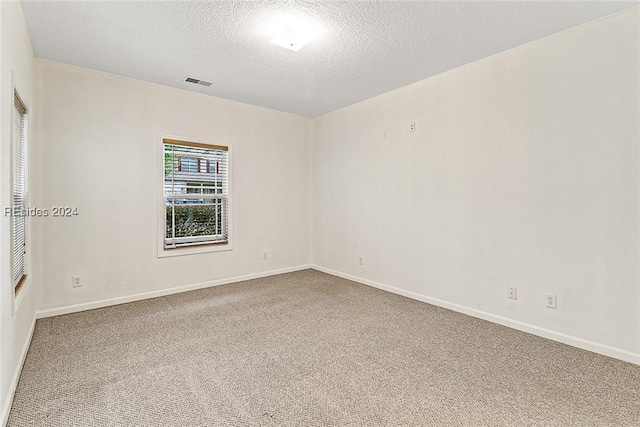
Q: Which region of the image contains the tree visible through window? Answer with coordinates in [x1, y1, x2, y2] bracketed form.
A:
[163, 139, 229, 249]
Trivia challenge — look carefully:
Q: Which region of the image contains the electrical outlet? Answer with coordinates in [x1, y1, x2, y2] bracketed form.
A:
[410, 122, 416, 133]
[262, 252, 268, 260]
[72, 275, 82, 288]
[508, 287, 517, 300]
[359, 256, 364, 266]
[546, 293, 557, 309]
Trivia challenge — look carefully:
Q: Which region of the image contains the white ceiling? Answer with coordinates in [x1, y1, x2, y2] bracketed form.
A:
[22, 1, 637, 117]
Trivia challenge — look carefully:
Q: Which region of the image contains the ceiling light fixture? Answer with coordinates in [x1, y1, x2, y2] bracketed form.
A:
[265, 14, 324, 52]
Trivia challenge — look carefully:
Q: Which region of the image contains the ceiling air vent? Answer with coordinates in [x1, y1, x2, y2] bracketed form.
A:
[184, 77, 212, 87]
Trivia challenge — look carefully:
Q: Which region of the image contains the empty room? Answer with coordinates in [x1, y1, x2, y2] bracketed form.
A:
[1, 0, 639, 425]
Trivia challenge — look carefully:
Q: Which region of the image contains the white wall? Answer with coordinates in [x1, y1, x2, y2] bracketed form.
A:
[33, 61, 311, 313]
[312, 8, 640, 363]
[0, 1, 36, 424]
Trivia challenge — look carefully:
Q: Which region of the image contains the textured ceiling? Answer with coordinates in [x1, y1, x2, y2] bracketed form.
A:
[22, 1, 637, 117]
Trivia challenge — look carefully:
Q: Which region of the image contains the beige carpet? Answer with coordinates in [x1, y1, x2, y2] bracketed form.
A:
[8, 269, 640, 426]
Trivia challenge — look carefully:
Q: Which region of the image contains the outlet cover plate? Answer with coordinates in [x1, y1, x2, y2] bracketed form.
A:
[546, 293, 557, 309]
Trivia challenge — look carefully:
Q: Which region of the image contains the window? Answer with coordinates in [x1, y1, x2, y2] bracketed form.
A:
[180, 157, 198, 173]
[163, 139, 229, 249]
[12, 91, 28, 292]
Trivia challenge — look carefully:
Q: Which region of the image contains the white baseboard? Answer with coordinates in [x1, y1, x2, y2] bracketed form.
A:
[312, 264, 640, 366]
[36, 264, 312, 319]
[32, 262, 640, 365]
[1, 315, 36, 427]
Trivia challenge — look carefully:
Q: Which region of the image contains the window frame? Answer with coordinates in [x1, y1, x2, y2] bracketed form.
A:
[157, 134, 233, 258]
[10, 71, 31, 314]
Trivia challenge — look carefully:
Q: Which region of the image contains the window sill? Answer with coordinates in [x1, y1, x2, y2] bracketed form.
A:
[12, 276, 31, 316]
[157, 241, 233, 258]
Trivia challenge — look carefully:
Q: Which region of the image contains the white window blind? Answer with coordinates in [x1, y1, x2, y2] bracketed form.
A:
[163, 139, 229, 249]
[13, 91, 28, 290]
